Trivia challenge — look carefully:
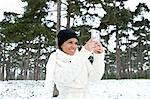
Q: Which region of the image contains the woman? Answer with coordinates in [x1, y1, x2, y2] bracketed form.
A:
[44, 29, 105, 99]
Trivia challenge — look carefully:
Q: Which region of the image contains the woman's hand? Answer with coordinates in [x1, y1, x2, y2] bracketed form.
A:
[84, 38, 103, 53]
[84, 38, 95, 52]
[93, 41, 103, 54]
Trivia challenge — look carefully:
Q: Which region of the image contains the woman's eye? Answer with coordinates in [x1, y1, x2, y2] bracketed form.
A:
[68, 41, 78, 45]
[68, 41, 72, 44]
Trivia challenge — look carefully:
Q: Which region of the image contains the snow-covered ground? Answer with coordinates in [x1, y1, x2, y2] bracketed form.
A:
[0, 79, 150, 99]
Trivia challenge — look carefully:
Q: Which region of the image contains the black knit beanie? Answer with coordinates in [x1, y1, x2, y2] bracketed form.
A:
[57, 28, 79, 49]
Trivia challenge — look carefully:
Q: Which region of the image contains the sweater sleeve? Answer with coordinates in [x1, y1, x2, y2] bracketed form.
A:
[44, 53, 56, 98]
[88, 50, 105, 83]
[54, 47, 92, 86]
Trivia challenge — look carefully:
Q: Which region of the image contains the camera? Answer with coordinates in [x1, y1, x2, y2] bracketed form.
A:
[91, 32, 100, 42]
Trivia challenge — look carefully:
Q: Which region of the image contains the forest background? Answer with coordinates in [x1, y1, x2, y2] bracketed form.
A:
[0, 0, 150, 81]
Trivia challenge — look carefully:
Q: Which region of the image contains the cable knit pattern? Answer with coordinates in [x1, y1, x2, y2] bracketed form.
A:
[44, 47, 105, 99]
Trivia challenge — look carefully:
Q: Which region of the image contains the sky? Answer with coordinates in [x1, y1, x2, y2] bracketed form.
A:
[0, 0, 150, 27]
[0, 0, 26, 21]
[0, 0, 150, 21]
[0, 0, 149, 29]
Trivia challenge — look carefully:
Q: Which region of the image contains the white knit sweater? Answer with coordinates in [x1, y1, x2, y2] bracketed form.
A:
[44, 47, 105, 98]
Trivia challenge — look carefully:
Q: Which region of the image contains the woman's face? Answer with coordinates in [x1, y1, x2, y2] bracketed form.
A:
[61, 38, 78, 55]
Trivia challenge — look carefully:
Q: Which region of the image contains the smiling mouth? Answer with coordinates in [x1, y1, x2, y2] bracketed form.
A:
[70, 49, 75, 52]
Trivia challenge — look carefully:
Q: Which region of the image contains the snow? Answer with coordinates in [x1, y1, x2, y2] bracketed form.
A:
[0, 79, 150, 99]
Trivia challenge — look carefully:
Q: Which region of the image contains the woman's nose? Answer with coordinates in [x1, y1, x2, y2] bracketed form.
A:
[72, 43, 77, 48]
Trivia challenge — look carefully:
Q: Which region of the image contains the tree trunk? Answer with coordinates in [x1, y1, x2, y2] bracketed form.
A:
[24, 58, 28, 80]
[20, 68, 23, 80]
[34, 36, 42, 81]
[1, 43, 6, 81]
[6, 61, 10, 81]
[13, 68, 16, 80]
[34, 62, 39, 81]
[66, 0, 71, 28]
[53, 0, 61, 97]
[34, 54, 39, 81]
[1, 66, 5, 81]
[121, 57, 127, 79]
[0, 65, 5, 81]
[116, 26, 121, 79]
[0, 42, 2, 80]
[24, 42, 31, 80]
[144, 33, 150, 78]
[56, 0, 61, 48]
